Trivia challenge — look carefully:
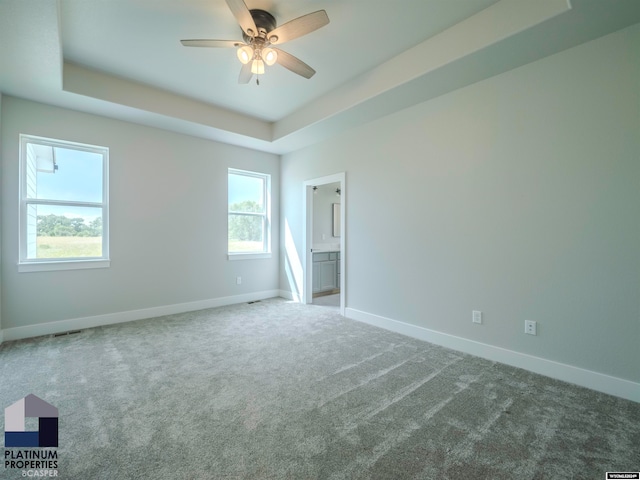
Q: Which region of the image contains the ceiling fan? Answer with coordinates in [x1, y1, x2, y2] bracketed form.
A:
[181, 0, 330, 84]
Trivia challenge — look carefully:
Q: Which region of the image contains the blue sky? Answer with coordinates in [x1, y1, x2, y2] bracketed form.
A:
[228, 172, 264, 208]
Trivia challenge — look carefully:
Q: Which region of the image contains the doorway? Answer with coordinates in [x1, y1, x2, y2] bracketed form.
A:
[303, 173, 345, 315]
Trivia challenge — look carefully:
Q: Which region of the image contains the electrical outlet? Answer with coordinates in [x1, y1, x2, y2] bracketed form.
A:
[472, 310, 483, 324]
[524, 320, 537, 335]
[236, 276, 242, 285]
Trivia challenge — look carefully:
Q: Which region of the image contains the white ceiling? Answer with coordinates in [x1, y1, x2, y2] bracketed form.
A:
[61, 0, 497, 122]
[1, 0, 639, 154]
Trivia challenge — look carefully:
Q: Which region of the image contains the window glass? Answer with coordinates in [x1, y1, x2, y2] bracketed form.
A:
[228, 214, 264, 252]
[31, 146, 103, 202]
[228, 169, 270, 255]
[20, 135, 109, 271]
[228, 173, 264, 213]
[34, 205, 103, 259]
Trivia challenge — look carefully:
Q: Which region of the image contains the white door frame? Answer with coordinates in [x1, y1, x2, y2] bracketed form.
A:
[302, 172, 346, 315]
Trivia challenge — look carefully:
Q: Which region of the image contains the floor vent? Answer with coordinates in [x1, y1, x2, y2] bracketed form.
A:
[53, 330, 82, 338]
[247, 300, 261, 304]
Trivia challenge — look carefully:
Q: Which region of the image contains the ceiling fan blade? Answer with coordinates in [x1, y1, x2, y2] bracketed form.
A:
[273, 48, 316, 79]
[181, 39, 242, 48]
[267, 10, 329, 45]
[238, 63, 253, 84]
[225, 0, 258, 37]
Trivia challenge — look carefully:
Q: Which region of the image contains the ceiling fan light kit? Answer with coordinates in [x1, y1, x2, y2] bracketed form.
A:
[251, 58, 265, 75]
[181, 0, 329, 84]
[262, 48, 277, 66]
[236, 45, 253, 64]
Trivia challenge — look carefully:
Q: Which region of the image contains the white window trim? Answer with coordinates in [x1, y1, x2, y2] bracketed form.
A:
[228, 252, 272, 261]
[18, 134, 110, 273]
[18, 259, 110, 273]
[227, 168, 271, 260]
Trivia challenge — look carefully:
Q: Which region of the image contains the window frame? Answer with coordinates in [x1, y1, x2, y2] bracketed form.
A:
[18, 134, 110, 273]
[227, 168, 271, 260]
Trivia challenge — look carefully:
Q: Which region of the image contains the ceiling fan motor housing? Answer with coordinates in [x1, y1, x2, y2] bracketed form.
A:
[180, 2, 329, 81]
[242, 9, 277, 42]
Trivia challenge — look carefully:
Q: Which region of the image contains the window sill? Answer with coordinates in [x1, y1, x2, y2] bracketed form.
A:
[18, 259, 110, 273]
[228, 252, 272, 261]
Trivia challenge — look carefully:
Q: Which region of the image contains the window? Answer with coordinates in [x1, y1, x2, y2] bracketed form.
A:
[19, 135, 109, 272]
[228, 168, 271, 259]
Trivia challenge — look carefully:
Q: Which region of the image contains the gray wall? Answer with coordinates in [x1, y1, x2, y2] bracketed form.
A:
[280, 24, 640, 382]
[1, 97, 280, 330]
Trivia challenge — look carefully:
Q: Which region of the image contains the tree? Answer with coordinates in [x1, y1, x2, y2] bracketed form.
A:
[71, 217, 86, 235]
[229, 201, 263, 242]
[36, 214, 101, 237]
[89, 217, 102, 236]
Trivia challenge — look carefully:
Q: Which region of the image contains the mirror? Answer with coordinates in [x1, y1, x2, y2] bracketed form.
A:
[332, 203, 341, 237]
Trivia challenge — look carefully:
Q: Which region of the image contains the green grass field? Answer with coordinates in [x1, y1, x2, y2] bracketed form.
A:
[37, 237, 261, 258]
[37, 236, 102, 258]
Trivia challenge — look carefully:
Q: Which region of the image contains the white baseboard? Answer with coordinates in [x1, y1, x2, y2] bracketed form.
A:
[1, 290, 281, 342]
[345, 307, 640, 404]
[278, 289, 300, 302]
[3, 298, 637, 403]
